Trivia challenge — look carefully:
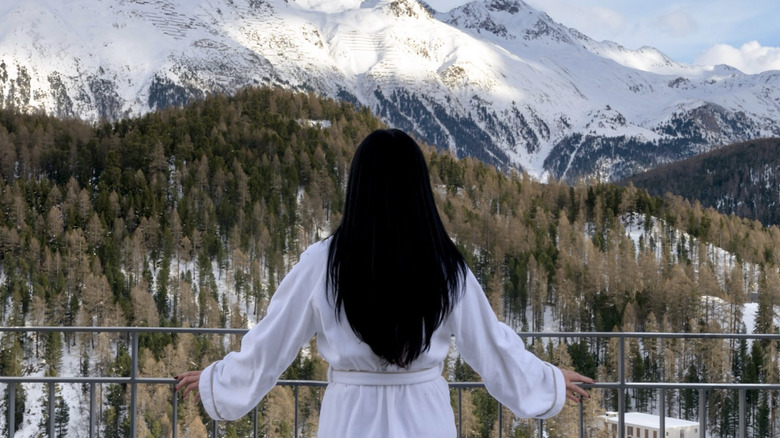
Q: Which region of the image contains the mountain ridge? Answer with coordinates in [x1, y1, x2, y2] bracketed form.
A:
[1, 0, 778, 181]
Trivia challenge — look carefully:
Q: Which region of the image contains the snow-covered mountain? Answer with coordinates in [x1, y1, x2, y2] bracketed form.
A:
[1, 0, 779, 181]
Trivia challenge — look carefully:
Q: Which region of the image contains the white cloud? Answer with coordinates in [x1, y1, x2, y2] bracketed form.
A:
[694, 41, 780, 74]
[524, 1, 628, 42]
[655, 10, 697, 38]
[588, 6, 627, 35]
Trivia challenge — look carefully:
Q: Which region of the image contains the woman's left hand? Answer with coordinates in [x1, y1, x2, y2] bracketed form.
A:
[174, 370, 203, 403]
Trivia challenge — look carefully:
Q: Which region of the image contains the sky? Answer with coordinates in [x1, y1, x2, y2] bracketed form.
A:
[425, 0, 780, 74]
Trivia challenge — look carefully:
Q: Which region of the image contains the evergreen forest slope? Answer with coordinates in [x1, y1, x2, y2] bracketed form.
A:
[1, 87, 780, 437]
[621, 138, 780, 227]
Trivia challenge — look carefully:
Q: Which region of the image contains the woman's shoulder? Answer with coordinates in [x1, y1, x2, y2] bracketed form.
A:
[298, 237, 332, 263]
[306, 237, 331, 254]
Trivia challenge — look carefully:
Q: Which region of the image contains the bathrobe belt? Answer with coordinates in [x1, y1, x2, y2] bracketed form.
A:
[328, 364, 442, 385]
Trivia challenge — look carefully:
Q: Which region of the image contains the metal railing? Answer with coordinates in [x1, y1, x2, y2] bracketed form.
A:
[1, 327, 778, 438]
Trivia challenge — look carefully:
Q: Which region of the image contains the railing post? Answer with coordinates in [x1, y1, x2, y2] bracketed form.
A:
[8, 382, 15, 437]
[618, 335, 625, 438]
[457, 387, 462, 438]
[659, 388, 665, 437]
[253, 405, 259, 438]
[579, 395, 584, 438]
[659, 338, 665, 438]
[48, 381, 55, 437]
[90, 382, 96, 437]
[130, 331, 139, 438]
[172, 383, 178, 438]
[497, 400, 502, 438]
[294, 384, 299, 438]
[738, 388, 746, 438]
[698, 388, 706, 438]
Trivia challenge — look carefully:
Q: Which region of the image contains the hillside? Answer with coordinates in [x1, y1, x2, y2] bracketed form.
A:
[621, 138, 780, 227]
[1, 87, 780, 436]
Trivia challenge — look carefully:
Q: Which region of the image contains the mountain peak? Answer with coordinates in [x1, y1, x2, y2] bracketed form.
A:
[444, 0, 573, 44]
[384, 0, 433, 18]
[485, 0, 526, 14]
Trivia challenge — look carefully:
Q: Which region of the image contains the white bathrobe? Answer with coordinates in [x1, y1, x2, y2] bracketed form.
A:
[198, 240, 565, 437]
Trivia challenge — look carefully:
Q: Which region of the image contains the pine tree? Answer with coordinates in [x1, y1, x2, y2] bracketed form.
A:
[681, 363, 700, 420]
[545, 343, 580, 438]
[263, 386, 296, 438]
[471, 388, 498, 438]
[54, 394, 70, 438]
[1, 336, 26, 435]
[725, 262, 746, 344]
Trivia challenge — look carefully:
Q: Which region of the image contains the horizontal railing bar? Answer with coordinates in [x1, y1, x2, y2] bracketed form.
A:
[0, 377, 328, 387]
[449, 382, 780, 390]
[520, 331, 780, 340]
[0, 326, 248, 334]
[278, 380, 329, 388]
[0, 377, 175, 384]
[2, 377, 778, 392]
[2, 327, 780, 341]
[582, 382, 780, 390]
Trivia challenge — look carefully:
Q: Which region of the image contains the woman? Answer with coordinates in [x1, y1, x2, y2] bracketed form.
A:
[175, 129, 593, 436]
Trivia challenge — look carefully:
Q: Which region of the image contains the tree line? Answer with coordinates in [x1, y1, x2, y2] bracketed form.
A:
[1, 86, 780, 436]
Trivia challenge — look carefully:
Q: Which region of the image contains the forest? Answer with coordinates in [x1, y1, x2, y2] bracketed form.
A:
[622, 137, 780, 227]
[1, 87, 780, 437]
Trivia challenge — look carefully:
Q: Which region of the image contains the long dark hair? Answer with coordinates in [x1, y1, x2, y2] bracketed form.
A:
[327, 129, 466, 368]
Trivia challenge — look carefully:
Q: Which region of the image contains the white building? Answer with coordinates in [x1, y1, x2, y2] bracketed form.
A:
[600, 412, 700, 438]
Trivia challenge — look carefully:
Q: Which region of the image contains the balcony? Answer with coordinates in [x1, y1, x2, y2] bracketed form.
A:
[1, 327, 778, 437]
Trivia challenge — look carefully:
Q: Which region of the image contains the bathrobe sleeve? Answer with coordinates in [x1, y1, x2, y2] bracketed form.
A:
[198, 244, 324, 421]
[450, 268, 566, 419]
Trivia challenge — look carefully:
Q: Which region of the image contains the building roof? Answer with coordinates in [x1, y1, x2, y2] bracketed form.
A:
[600, 412, 699, 429]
